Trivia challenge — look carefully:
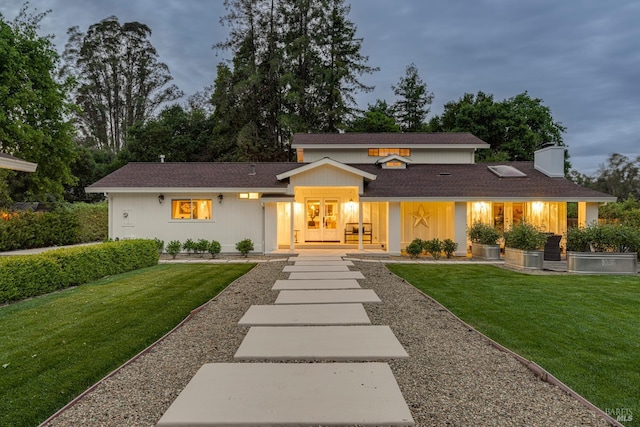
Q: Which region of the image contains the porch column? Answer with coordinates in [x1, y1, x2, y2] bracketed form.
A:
[388, 202, 401, 256]
[454, 202, 468, 256]
[578, 202, 599, 227]
[289, 201, 295, 251]
[358, 201, 363, 251]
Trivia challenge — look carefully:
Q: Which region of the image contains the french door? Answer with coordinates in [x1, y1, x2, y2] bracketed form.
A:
[305, 199, 340, 242]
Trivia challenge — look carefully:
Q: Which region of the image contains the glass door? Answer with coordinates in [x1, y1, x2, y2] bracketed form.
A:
[305, 199, 340, 242]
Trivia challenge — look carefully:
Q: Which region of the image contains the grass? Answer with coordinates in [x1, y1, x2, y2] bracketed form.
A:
[387, 264, 640, 423]
[0, 263, 255, 427]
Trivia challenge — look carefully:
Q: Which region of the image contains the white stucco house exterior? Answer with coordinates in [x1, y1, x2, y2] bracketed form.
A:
[87, 133, 615, 255]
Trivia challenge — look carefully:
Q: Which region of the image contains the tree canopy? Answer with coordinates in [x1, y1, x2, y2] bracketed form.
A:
[62, 16, 182, 152]
[428, 91, 567, 165]
[347, 100, 399, 132]
[392, 63, 433, 132]
[212, 0, 378, 161]
[573, 153, 640, 201]
[0, 6, 76, 204]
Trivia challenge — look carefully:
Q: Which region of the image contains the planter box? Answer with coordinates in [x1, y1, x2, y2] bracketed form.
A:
[504, 247, 544, 270]
[567, 252, 638, 274]
[471, 243, 501, 260]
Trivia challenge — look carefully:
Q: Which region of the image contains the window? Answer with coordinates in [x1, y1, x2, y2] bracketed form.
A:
[171, 199, 212, 220]
[239, 193, 259, 200]
[368, 148, 410, 157]
[385, 161, 403, 168]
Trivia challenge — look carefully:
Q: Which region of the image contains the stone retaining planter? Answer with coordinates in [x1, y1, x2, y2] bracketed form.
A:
[504, 247, 544, 270]
[471, 243, 501, 260]
[567, 252, 638, 274]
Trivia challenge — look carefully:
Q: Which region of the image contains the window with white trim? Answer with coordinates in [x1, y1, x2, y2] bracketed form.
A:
[171, 199, 212, 220]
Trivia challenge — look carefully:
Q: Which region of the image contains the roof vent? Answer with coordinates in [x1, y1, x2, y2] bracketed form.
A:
[439, 172, 450, 176]
[487, 165, 527, 178]
[249, 163, 256, 175]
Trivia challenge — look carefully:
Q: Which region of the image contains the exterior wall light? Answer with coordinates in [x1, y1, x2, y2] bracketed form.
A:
[158, 194, 164, 204]
[218, 194, 224, 203]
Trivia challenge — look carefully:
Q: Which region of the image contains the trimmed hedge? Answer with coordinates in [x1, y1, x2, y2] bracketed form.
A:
[0, 240, 159, 304]
[0, 203, 108, 252]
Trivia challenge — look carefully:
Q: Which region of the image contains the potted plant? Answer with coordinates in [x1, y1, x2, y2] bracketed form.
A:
[503, 221, 547, 269]
[467, 221, 501, 260]
[566, 224, 638, 274]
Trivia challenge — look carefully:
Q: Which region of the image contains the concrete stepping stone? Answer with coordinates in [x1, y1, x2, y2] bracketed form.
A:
[156, 363, 414, 426]
[288, 256, 343, 262]
[283, 265, 350, 272]
[293, 260, 354, 266]
[275, 289, 381, 304]
[238, 303, 370, 326]
[288, 271, 365, 280]
[235, 325, 409, 360]
[272, 279, 361, 290]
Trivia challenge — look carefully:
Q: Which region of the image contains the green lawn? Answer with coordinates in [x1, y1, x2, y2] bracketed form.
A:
[387, 264, 640, 424]
[0, 263, 255, 427]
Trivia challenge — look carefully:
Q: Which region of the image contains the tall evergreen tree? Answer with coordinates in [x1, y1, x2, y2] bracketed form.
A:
[392, 63, 433, 132]
[213, 0, 377, 160]
[62, 16, 182, 152]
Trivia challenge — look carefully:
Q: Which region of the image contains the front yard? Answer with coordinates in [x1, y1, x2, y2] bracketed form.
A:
[0, 263, 254, 427]
[388, 264, 639, 425]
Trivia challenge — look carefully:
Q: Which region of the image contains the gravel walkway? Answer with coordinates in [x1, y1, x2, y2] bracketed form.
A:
[43, 260, 612, 427]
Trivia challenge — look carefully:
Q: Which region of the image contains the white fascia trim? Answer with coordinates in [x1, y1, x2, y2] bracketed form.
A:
[359, 196, 617, 203]
[275, 157, 377, 181]
[85, 187, 289, 194]
[292, 143, 490, 149]
[0, 157, 38, 172]
[375, 154, 413, 164]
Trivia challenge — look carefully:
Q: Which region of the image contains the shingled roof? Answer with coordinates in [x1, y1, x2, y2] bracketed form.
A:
[354, 162, 613, 201]
[87, 160, 614, 202]
[87, 162, 299, 192]
[292, 132, 490, 147]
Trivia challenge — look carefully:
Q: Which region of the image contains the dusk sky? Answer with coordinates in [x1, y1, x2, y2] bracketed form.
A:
[2, 0, 638, 175]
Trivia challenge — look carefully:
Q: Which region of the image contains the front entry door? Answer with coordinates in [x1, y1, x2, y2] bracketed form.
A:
[305, 199, 339, 242]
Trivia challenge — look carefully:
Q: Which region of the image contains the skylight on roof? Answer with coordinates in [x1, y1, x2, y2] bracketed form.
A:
[487, 165, 527, 178]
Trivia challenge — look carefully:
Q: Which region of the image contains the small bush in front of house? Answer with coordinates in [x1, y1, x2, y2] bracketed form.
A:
[443, 239, 458, 259]
[207, 240, 221, 258]
[405, 238, 424, 258]
[236, 238, 254, 257]
[166, 240, 182, 259]
[467, 221, 501, 245]
[504, 221, 547, 251]
[0, 239, 158, 304]
[194, 239, 209, 257]
[154, 238, 165, 254]
[423, 238, 444, 259]
[183, 239, 196, 256]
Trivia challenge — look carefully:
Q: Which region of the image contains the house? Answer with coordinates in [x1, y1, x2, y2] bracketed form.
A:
[86, 133, 615, 255]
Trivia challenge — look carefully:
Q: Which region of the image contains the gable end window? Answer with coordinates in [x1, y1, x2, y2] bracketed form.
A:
[368, 148, 410, 157]
[171, 199, 212, 220]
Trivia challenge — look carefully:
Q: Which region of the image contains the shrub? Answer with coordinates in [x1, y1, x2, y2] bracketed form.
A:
[443, 239, 458, 259]
[166, 240, 182, 259]
[503, 221, 547, 251]
[467, 221, 500, 245]
[423, 238, 443, 260]
[195, 239, 209, 257]
[405, 238, 424, 259]
[183, 238, 196, 256]
[0, 240, 158, 304]
[567, 223, 640, 254]
[207, 240, 221, 258]
[236, 238, 254, 257]
[0, 203, 108, 252]
[154, 238, 165, 254]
